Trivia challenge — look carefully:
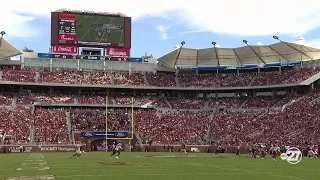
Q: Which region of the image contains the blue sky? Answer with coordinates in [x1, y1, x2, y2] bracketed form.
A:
[2, 0, 320, 59]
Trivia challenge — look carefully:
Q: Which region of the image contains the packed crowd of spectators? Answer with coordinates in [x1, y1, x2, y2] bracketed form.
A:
[135, 110, 210, 144]
[178, 72, 215, 87]
[243, 96, 289, 108]
[79, 93, 107, 104]
[114, 72, 146, 86]
[0, 91, 319, 145]
[2, 66, 36, 82]
[0, 93, 13, 105]
[1, 64, 320, 146]
[207, 98, 244, 108]
[34, 108, 69, 144]
[208, 92, 320, 145]
[146, 72, 176, 87]
[1, 66, 320, 87]
[0, 107, 32, 144]
[76, 71, 112, 85]
[167, 98, 206, 109]
[71, 108, 131, 132]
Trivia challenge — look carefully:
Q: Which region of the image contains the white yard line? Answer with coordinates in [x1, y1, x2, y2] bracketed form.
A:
[79, 16, 102, 41]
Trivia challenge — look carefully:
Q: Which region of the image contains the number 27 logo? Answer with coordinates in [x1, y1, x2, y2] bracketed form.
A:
[280, 147, 302, 164]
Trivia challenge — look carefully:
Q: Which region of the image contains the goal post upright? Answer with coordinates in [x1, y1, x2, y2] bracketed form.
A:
[131, 96, 134, 142]
[105, 96, 108, 151]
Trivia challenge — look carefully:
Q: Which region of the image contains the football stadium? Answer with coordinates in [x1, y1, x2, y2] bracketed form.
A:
[0, 8, 320, 180]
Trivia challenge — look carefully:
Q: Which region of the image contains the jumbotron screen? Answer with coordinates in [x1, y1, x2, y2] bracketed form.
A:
[51, 12, 132, 48]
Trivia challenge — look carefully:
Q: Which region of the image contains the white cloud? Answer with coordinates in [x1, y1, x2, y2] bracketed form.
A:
[179, 30, 205, 34]
[2, 0, 320, 38]
[11, 56, 21, 60]
[156, 25, 170, 40]
[308, 39, 320, 49]
[0, 12, 38, 38]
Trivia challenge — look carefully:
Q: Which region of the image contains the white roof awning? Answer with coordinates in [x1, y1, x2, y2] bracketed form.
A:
[158, 40, 320, 68]
[0, 38, 22, 60]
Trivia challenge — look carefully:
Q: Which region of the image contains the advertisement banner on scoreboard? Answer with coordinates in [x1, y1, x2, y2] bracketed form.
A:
[71, 55, 101, 60]
[106, 47, 130, 57]
[129, 58, 143, 62]
[109, 56, 129, 61]
[52, 54, 73, 59]
[81, 132, 128, 138]
[37, 53, 131, 61]
[38, 53, 53, 58]
[52, 45, 78, 54]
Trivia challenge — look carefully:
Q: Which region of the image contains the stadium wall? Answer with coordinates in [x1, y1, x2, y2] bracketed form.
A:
[0, 145, 250, 154]
[141, 145, 249, 153]
[0, 145, 76, 153]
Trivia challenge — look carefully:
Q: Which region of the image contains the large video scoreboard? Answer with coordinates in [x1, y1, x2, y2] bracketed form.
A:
[51, 11, 131, 48]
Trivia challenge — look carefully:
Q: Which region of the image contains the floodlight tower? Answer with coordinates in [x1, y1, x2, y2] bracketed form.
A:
[243, 40, 265, 64]
[273, 35, 312, 62]
[243, 39, 265, 73]
[0, 31, 5, 47]
[173, 41, 186, 68]
[212, 41, 220, 66]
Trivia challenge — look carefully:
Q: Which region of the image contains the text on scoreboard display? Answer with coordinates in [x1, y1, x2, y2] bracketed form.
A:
[56, 13, 126, 47]
[58, 14, 77, 43]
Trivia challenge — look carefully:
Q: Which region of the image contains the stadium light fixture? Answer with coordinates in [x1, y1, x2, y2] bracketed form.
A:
[0, 31, 5, 47]
[273, 36, 279, 40]
[243, 40, 248, 44]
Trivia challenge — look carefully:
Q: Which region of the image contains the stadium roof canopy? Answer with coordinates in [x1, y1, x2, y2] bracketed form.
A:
[0, 38, 22, 60]
[158, 39, 320, 68]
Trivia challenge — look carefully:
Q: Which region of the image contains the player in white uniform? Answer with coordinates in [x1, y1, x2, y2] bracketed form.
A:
[307, 145, 316, 159]
[270, 146, 280, 161]
[110, 142, 122, 159]
[314, 145, 318, 158]
[70, 144, 82, 159]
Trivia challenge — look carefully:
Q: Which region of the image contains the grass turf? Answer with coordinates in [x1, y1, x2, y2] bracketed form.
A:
[76, 14, 125, 45]
[0, 152, 318, 180]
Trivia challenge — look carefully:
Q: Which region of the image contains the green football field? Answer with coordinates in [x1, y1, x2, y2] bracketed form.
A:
[76, 14, 125, 45]
[0, 152, 318, 180]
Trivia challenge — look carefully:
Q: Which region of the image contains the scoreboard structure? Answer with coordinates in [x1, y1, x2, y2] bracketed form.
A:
[51, 10, 132, 49]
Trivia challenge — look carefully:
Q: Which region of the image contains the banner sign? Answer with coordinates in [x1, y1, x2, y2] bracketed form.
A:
[38, 53, 131, 61]
[81, 132, 128, 138]
[37, 53, 53, 58]
[177, 61, 302, 70]
[106, 48, 130, 57]
[52, 45, 78, 54]
[129, 58, 143, 62]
